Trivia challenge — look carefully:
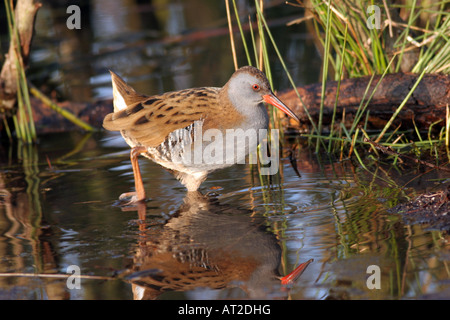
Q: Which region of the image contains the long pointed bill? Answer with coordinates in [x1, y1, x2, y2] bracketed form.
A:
[263, 93, 300, 123]
[280, 258, 313, 285]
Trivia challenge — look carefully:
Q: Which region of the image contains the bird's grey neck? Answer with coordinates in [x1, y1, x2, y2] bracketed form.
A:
[226, 87, 262, 114]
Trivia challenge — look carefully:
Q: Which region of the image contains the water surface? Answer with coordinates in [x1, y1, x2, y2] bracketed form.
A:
[0, 131, 449, 299]
[0, 0, 449, 300]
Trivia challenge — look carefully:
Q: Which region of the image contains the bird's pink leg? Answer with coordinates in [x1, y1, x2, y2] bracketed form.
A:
[119, 146, 147, 203]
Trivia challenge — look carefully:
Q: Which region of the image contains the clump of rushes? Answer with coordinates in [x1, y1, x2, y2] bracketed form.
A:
[295, 0, 449, 77]
[289, 0, 449, 164]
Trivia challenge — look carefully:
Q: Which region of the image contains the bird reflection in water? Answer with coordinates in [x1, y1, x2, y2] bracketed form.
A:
[124, 192, 312, 300]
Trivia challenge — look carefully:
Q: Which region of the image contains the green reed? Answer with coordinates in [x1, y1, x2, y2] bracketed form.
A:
[296, 0, 450, 164]
[4, 0, 36, 143]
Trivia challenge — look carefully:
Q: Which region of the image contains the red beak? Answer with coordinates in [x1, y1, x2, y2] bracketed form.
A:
[280, 258, 313, 285]
[263, 93, 300, 123]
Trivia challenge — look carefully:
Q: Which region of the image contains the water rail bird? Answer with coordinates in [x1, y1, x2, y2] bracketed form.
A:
[103, 66, 299, 203]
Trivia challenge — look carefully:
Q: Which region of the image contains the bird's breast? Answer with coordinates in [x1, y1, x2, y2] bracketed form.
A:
[140, 111, 267, 173]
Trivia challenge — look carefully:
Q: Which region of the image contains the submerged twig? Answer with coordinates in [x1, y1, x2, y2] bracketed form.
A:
[29, 84, 96, 132]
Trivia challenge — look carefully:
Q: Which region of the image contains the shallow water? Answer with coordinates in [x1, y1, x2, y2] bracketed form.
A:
[0, 0, 449, 300]
[0, 131, 449, 300]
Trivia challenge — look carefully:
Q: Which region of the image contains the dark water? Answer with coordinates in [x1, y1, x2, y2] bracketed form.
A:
[0, 0, 449, 300]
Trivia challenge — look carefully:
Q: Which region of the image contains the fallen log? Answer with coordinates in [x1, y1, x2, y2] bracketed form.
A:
[27, 97, 112, 134]
[278, 72, 450, 132]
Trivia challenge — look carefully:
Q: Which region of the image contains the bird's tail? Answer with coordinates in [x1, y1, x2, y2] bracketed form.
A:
[109, 71, 143, 112]
[103, 71, 148, 131]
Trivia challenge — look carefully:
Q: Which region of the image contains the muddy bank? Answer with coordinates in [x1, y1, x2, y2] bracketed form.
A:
[390, 187, 450, 232]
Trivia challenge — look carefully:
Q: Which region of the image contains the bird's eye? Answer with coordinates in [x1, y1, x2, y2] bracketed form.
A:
[252, 84, 260, 91]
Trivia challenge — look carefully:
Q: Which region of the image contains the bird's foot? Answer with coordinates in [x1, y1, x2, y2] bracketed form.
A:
[118, 191, 146, 206]
[116, 192, 147, 220]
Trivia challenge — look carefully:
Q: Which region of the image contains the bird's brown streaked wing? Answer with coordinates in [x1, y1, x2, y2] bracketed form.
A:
[103, 86, 222, 148]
